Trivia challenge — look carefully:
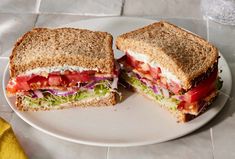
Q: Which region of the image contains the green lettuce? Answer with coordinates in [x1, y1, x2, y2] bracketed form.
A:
[22, 82, 111, 108]
[216, 77, 223, 90]
[121, 72, 179, 110]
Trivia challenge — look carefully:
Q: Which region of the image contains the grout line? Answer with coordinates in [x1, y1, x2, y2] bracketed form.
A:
[35, 0, 42, 13]
[206, 17, 210, 41]
[210, 128, 215, 159]
[120, 0, 125, 16]
[0, 110, 13, 113]
[106, 147, 110, 159]
[34, 14, 40, 27]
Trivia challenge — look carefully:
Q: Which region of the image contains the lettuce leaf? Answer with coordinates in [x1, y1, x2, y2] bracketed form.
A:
[216, 77, 223, 90]
[23, 83, 111, 108]
[121, 71, 179, 110]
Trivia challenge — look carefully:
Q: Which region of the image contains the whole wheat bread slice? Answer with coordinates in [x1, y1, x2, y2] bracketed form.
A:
[10, 28, 114, 78]
[116, 21, 218, 90]
[16, 92, 116, 111]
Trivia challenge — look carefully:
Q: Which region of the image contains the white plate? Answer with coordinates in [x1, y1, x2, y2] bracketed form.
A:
[2, 17, 232, 147]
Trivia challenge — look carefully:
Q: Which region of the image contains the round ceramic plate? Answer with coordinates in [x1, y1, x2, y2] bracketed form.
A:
[3, 17, 232, 147]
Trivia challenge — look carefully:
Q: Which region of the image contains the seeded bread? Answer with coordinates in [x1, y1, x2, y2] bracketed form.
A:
[116, 21, 218, 90]
[16, 92, 116, 111]
[10, 28, 114, 78]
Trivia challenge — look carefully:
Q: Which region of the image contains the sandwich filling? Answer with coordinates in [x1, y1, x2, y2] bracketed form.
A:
[118, 52, 223, 115]
[7, 67, 119, 108]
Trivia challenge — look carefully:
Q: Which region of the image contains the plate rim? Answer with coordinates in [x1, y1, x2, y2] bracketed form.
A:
[2, 17, 233, 147]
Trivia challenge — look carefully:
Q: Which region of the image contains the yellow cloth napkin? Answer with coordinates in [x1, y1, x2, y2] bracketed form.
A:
[0, 117, 28, 159]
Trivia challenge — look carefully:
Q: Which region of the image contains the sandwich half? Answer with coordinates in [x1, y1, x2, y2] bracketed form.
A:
[7, 28, 118, 111]
[116, 21, 223, 122]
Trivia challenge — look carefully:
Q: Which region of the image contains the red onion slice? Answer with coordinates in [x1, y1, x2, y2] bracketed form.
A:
[44, 89, 77, 96]
[33, 90, 44, 98]
[162, 88, 170, 98]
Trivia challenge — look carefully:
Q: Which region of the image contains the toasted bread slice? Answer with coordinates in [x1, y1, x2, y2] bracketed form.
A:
[116, 21, 218, 90]
[16, 92, 116, 111]
[10, 28, 114, 78]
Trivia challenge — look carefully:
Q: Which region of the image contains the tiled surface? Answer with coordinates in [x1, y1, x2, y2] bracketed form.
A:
[109, 130, 213, 159]
[0, 112, 13, 122]
[207, 20, 235, 159]
[10, 113, 107, 159]
[0, 58, 12, 112]
[164, 18, 207, 39]
[0, 13, 37, 57]
[35, 14, 97, 27]
[123, 0, 203, 18]
[0, 0, 235, 158]
[0, 0, 39, 13]
[39, 0, 123, 16]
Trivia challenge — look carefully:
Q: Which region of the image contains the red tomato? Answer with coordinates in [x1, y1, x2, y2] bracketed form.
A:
[138, 63, 150, 74]
[65, 72, 91, 83]
[6, 80, 18, 94]
[126, 54, 142, 68]
[177, 101, 186, 111]
[17, 81, 30, 91]
[168, 81, 181, 94]
[184, 69, 218, 103]
[28, 76, 48, 87]
[7, 80, 30, 93]
[48, 75, 62, 86]
[149, 67, 161, 79]
[16, 75, 35, 82]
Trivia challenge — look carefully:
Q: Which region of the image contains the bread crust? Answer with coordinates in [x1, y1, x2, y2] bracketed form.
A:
[10, 28, 114, 78]
[116, 21, 218, 90]
[16, 92, 116, 111]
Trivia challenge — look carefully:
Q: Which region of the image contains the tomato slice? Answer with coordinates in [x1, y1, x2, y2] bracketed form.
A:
[65, 71, 91, 83]
[48, 75, 62, 86]
[28, 76, 48, 87]
[6, 80, 18, 94]
[16, 75, 35, 82]
[168, 80, 181, 94]
[17, 81, 30, 91]
[126, 54, 142, 68]
[138, 63, 150, 74]
[7, 70, 99, 94]
[184, 69, 218, 103]
[149, 67, 161, 79]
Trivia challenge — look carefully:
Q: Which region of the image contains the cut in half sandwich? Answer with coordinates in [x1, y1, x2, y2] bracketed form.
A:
[7, 28, 118, 111]
[116, 21, 223, 122]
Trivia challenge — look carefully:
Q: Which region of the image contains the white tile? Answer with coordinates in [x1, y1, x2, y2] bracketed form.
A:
[0, 0, 39, 13]
[0, 13, 37, 57]
[208, 20, 235, 63]
[40, 0, 123, 16]
[36, 14, 97, 27]
[0, 112, 13, 122]
[208, 20, 235, 159]
[0, 58, 13, 112]
[109, 130, 213, 159]
[164, 18, 207, 39]
[123, 0, 202, 18]
[10, 114, 107, 159]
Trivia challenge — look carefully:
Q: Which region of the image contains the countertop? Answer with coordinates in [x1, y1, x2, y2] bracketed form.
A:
[0, 0, 235, 158]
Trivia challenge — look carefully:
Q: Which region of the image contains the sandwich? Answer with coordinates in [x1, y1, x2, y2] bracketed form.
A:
[116, 21, 223, 122]
[6, 28, 118, 111]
